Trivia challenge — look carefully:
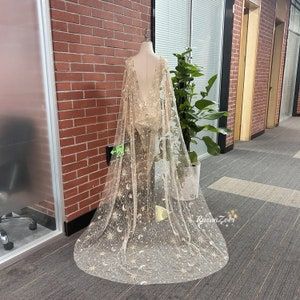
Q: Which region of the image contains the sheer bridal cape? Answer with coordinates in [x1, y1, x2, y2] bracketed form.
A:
[73, 55, 229, 284]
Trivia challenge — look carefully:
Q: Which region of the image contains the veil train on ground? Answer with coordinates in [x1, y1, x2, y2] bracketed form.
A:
[73, 55, 229, 285]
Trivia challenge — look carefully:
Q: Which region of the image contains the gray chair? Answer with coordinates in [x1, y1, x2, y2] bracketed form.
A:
[0, 117, 37, 250]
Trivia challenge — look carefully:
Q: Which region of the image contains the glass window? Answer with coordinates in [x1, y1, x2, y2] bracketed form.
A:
[280, 3, 300, 120]
[155, 0, 226, 156]
[0, 0, 60, 263]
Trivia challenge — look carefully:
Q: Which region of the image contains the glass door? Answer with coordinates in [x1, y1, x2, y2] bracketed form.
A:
[0, 0, 63, 266]
[280, 1, 300, 121]
[190, 0, 225, 157]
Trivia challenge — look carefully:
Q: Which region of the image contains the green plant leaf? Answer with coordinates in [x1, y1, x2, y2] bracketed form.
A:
[198, 125, 231, 135]
[186, 111, 198, 120]
[111, 144, 125, 157]
[188, 122, 202, 133]
[195, 99, 216, 110]
[179, 101, 191, 110]
[202, 136, 220, 156]
[188, 151, 198, 165]
[202, 111, 228, 120]
[172, 48, 229, 154]
[205, 74, 217, 94]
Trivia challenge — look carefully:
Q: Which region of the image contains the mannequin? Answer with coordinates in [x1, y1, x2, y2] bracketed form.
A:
[73, 29, 229, 284]
[130, 30, 161, 214]
[132, 29, 161, 100]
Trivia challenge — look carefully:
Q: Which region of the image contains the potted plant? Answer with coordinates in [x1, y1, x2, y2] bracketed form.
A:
[170, 48, 230, 200]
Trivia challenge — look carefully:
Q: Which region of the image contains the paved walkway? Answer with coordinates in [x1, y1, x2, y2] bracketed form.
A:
[1, 118, 299, 300]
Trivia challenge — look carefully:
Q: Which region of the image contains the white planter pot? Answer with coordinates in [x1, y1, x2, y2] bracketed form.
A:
[172, 164, 200, 201]
[154, 159, 201, 201]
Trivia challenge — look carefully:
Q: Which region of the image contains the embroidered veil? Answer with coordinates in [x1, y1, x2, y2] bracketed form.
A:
[73, 55, 229, 285]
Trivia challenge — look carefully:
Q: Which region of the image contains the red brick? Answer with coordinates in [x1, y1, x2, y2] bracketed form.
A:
[51, 0, 66, 10]
[53, 41, 69, 52]
[50, 0, 151, 224]
[81, 35, 104, 46]
[73, 99, 96, 108]
[63, 171, 77, 182]
[66, 2, 93, 15]
[78, 179, 99, 193]
[74, 116, 97, 126]
[69, 43, 94, 54]
[94, 46, 115, 56]
[65, 191, 89, 206]
[60, 126, 86, 138]
[71, 63, 94, 72]
[64, 187, 78, 199]
[103, 20, 124, 32]
[51, 9, 80, 24]
[57, 91, 83, 101]
[78, 194, 100, 209]
[61, 153, 76, 164]
[80, 15, 102, 27]
[55, 52, 81, 62]
[52, 31, 80, 43]
[66, 206, 90, 221]
[63, 160, 87, 173]
[78, 0, 102, 9]
[61, 143, 87, 156]
[56, 82, 72, 91]
[84, 90, 105, 98]
[83, 73, 105, 81]
[72, 81, 95, 90]
[56, 72, 83, 82]
[59, 119, 74, 129]
[77, 164, 98, 177]
[85, 107, 106, 116]
[76, 149, 98, 161]
[65, 203, 79, 215]
[64, 174, 88, 190]
[68, 23, 93, 35]
[82, 55, 105, 64]
[57, 100, 73, 111]
[75, 132, 97, 143]
[86, 123, 107, 133]
[55, 62, 70, 72]
[52, 20, 68, 32]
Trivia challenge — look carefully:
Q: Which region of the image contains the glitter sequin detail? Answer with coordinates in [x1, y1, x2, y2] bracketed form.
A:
[73, 55, 229, 284]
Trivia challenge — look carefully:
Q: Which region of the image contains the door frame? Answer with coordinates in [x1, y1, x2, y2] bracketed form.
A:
[235, 0, 261, 141]
[234, 7, 249, 140]
[266, 0, 288, 126]
[218, 0, 235, 152]
[292, 46, 300, 116]
[266, 20, 285, 128]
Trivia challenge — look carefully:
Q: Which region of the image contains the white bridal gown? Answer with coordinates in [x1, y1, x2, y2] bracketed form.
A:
[73, 54, 229, 285]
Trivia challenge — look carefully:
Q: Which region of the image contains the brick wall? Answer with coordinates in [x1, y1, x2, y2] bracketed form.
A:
[226, 0, 290, 146]
[297, 87, 300, 114]
[50, 0, 151, 222]
[226, 0, 244, 147]
[251, 0, 277, 135]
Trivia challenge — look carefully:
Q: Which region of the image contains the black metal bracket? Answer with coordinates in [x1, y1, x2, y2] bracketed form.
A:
[106, 145, 114, 166]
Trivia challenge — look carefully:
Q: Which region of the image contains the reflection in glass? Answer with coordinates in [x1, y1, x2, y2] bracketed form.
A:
[0, 0, 56, 255]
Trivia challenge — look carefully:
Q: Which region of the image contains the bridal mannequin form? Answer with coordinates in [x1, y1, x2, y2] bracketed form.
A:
[130, 41, 161, 97]
[74, 38, 229, 285]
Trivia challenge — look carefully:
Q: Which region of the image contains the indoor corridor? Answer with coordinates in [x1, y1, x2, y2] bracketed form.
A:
[0, 118, 299, 300]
